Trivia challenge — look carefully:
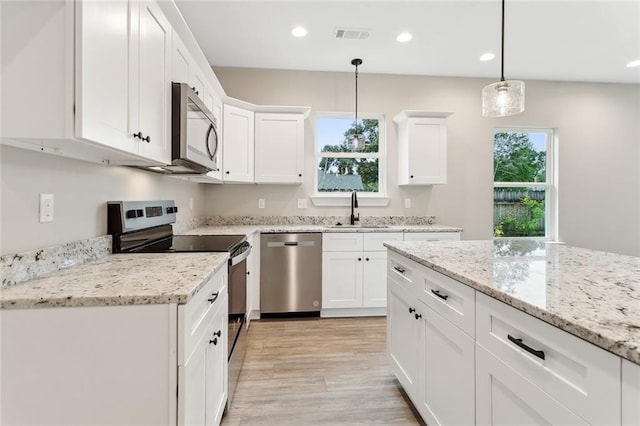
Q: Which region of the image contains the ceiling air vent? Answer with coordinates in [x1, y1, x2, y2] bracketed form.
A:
[335, 28, 371, 40]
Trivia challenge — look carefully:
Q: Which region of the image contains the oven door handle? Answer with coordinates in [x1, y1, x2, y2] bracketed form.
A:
[229, 243, 251, 266]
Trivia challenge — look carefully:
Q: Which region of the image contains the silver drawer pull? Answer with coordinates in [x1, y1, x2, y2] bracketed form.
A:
[393, 266, 406, 274]
[508, 334, 546, 360]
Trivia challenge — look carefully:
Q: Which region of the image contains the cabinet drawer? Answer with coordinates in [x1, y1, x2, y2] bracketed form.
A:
[363, 232, 403, 251]
[420, 267, 475, 337]
[323, 233, 363, 251]
[403, 232, 460, 241]
[476, 292, 620, 425]
[387, 252, 421, 290]
[179, 268, 228, 364]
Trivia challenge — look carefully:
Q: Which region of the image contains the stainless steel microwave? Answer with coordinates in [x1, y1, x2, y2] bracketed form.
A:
[161, 83, 219, 174]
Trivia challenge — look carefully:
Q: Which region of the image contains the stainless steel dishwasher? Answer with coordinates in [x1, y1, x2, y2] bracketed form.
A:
[260, 233, 322, 317]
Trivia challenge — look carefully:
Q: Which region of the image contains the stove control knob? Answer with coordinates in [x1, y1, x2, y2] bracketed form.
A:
[126, 209, 144, 219]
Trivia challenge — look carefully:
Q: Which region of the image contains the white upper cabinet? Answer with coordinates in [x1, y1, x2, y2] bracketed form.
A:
[254, 111, 308, 184]
[223, 103, 255, 183]
[75, 0, 131, 153]
[130, 0, 172, 163]
[393, 111, 452, 185]
[1, 0, 172, 165]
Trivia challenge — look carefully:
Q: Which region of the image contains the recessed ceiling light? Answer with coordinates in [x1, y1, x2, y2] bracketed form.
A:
[626, 59, 640, 68]
[396, 32, 412, 43]
[291, 26, 307, 38]
[480, 53, 496, 62]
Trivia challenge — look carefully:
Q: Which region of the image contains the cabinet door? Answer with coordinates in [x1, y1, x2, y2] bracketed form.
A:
[476, 344, 588, 426]
[180, 337, 207, 426]
[223, 104, 255, 182]
[75, 0, 131, 151]
[132, 0, 171, 163]
[322, 251, 363, 309]
[397, 116, 447, 185]
[419, 307, 474, 426]
[387, 281, 421, 400]
[205, 298, 228, 426]
[622, 359, 640, 426]
[254, 113, 304, 184]
[171, 32, 190, 85]
[362, 251, 387, 308]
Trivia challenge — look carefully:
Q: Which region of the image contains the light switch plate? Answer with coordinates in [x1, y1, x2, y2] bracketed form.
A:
[40, 193, 54, 223]
[297, 198, 308, 209]
[258, 198, 265, 209]
[404, 198, 411, 209]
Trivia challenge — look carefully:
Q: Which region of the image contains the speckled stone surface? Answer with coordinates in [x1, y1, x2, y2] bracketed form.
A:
[1, 236, 112, 287]
[185, 223, 462, 236]
[201, 215, 440, 227]
[384, 239, 640, 365]
[0, 252, 228, 309]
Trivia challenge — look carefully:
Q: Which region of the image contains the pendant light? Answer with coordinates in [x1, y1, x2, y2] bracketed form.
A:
[482, 0, 525, 117]
[348, 58, 366, 151]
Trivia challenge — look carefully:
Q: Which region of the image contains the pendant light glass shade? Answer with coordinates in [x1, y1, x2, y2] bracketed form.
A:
[482, 80, 525, 117]
[348, 58, 367, 152]
[348, 133, 366, 151]
[481, 0, 525, 118]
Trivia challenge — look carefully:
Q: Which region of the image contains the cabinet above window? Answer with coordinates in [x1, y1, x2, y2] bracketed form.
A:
[393, 111, 452, 186]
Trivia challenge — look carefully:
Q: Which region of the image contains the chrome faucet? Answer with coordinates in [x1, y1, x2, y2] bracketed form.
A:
[350, 191, 360, 225]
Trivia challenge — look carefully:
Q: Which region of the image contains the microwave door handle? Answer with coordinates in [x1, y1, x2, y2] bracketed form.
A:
[205, 123, 219, 170]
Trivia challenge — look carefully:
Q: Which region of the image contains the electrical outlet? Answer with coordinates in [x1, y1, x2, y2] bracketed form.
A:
[40, 193, 54, 223]
[258, 198, 265, 209]
[297, 198, 308, 209]
[404, 198, 411, 209]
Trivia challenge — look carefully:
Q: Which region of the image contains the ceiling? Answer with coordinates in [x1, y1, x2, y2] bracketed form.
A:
[174, 1, 640, 84]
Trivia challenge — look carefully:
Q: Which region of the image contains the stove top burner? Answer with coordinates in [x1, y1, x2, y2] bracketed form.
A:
[133, 234, 247, 253]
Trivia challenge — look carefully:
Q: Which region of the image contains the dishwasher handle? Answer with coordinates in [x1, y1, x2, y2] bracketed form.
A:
[267, 241, 316, 248]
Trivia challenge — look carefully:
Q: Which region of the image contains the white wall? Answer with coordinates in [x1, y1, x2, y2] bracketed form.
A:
[0, 146, 206, 255]
[207, 67, 640, 256]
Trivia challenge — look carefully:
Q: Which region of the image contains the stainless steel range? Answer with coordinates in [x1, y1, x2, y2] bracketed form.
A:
[107, 200, 249, 409]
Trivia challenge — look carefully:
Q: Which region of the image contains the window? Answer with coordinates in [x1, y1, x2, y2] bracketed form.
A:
[493, 128, 556, 239]
[313, 113, 388, 206]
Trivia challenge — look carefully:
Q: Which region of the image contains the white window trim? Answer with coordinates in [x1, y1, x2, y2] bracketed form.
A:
[311, 112, 388, 207]
[493, 127, 558, 241]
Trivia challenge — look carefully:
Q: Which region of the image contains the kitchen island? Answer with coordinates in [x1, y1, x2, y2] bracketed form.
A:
[384, 239, 640, 425]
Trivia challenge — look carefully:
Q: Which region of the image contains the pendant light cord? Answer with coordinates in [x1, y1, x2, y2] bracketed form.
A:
[351, 58, 362, 133]
[500, 0, 505, 82]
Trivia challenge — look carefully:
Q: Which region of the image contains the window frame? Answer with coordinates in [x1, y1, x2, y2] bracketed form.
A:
[311, 112, 389, 207]
[493, 127, 558, 241]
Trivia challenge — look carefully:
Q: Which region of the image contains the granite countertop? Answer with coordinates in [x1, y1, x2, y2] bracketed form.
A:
[384, 239, 640, 365]
[184, 224, 463, 236]
[0, 252, 228, 309]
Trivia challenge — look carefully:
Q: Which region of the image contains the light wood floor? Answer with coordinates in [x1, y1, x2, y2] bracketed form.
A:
[221, 316, 424, 425]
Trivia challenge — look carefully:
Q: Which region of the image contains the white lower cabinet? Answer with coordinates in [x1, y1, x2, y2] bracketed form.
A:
[1, 267, 228, 426]
[180, 292, 228, 426]
[387, 251, 628, 426]
[420, 307, 475, 426]
[322, 232, 403, 315]
[388, 279, 421, 397]
[476, 344, 587, 425]
[387, 251, 474, 426]
[476, 292, 620, 425]
[622, 359, 640, 425]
